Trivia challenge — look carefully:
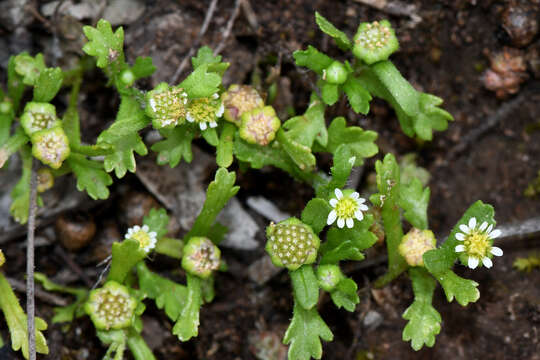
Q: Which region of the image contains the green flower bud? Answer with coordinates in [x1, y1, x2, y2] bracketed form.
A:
[353, 20, 399, 65]
[239, 106, 281, 146]
[316, 264, 344, 292]
[85, 281, 137, 331]
[36, 168, 54, 193]
[323, 61, 348, 85]
[146, 82, 188, 129]
[221, 84, 264, 126]
[31, 127, 70, 169]
[119, 69, 135, 87]
[186, 93, 224, 131]
[20, 102, 60, 136]
[398, 228, 436, 267]
[182, 237, 221, 279]
[265, 218, 320, 271]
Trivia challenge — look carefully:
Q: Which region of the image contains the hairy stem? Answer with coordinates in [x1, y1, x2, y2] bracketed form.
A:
[26, 161, 38, 360]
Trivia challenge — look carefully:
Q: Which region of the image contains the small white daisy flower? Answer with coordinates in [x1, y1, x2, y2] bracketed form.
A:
[454, 217, 502, 269]
[327, 188, 369, 229]
[186, 93, 223, 131]
[125, 224, 157, 253]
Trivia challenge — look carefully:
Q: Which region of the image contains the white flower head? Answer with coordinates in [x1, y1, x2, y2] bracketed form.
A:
[327, 188, 369, 229]
[125, 224, 157, 253]
[186, 94, 223, 131]
[454, 217, 502, 269]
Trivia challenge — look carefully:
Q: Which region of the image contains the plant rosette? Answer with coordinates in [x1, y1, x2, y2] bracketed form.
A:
[186, 93, 224, 131]
[327, 188, 369, 229]
[239, 106, 281, 146]
[31, 126, 70, 169]
[84, 281, 137, 331]
[353, 20, 399, 64]
[265, 217, 320, 271]
[398, 228, 436, 267]
[20, 102, 61, 136]
[221, 84, 264, 126]
[454, 217, 503, 269]
[316, 264, 344, 292]
[145, 82, 188, 129]
[182, 237, 221, 279]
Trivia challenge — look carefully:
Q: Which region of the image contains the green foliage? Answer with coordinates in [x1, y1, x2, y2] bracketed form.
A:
[216, 122, 235, 168]
[9, 146, 33, 224]
[33, 67, 64, 103]
[152, 124, 195, 167]
[436, 270, 480, 306]
[107, 239, 146, 284]
[283, 301, 333, 360]
[0, 273, 49, 359]
[67, 154, 113, 200]
[293, 46, 333, 75]
[82, 19, 125, 69]
[143, 208, 170, 239]
[513, 253, 540, 272]
[290, 265, 319, 310]
[329, 277, 359, 312]
[301, 198, 332, 234]
[282, 96, 327, 149]
[315, 12, 352, 50]
[180, 64, 222, 99]
[7, 55, 26, 111]
[402, 268, 441, 350]
[399, 177, 430, 230]
[172, 274, 202, 341]
[276, 129, 316, 172]
[130, 56, 156, 80]
[191, 46, 230, 75]
[342, 77, 371, 115]
[325, 117, 378, 167]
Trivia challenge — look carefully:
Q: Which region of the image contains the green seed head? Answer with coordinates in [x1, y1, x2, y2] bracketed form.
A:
[20, 102, 60, 136]
[323, 61, 348, 85]
[398, 228, 436, 267]
[146, 82, 188, 129]
[265, 218, 320, 271]
[316, 264, 344, 292]
[85, 281, 136, 330]
[119, 69, 135, 87]
[239, 106, 281, 146]
[221, 84, 264, 126]
[182, 237, 221, 279]
[353, 20, 399, 65]
[36, 168, 54, 193]
[31, 127, 70, 169]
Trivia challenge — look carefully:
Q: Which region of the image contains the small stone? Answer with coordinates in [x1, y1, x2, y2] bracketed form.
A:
[55, 212, 96, 251]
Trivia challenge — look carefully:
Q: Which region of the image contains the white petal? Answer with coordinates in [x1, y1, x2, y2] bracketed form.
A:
[479, 221, 488, 232]
[357, 198, 366, 204]
[346, 218, 354, 228]
[216, 103, 224, 117]
[468, 217, 477, 229]
[482, 257, 493, 268]
[149, 231, 157, 239]
[212, 93, 219, 99]
[334, 188, 343, 199]
[209, 121, 218, 128]
[133, 225, 140, 231]
[489, 229, 501, 239]
[142, 225, 149, 232]
[355, 211, 364, 221]
[486, 224, 493, 234]
[199, 122, 207, 131]
[490, 247, 503, 256]
[186, 113, 194, 122]
[329, 198, 338, 207]
[455, 233, 465, 241]
[459, 224, 470, 234]
[350, 192, 359, 199]
[358, 204, 369, 211]
[468, 257, 479, 269]
[337, 218, 345, 228]
[455, 245, 465, 253]
[149, 98, 156, 112]
[327, 210, 337, 225]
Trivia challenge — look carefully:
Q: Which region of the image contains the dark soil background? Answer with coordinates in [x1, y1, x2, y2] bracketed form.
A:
[1, 0, 540, 359]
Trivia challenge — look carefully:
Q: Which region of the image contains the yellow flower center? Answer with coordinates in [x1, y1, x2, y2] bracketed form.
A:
[131, 230, 151, 250]
[188, 98, 217, 123]
[464, 230, 490, 258]
[335, 197, 357, 219]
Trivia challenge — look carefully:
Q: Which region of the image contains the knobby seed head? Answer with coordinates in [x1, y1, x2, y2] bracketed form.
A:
[125, 224, 157, 253]
[186, 93, 224, 131]
[20, 102, 60, 136]
[322, 61, 348, 85]
[265, 218, 320, 271]
[239, 106, 281, 146]
[398, 228, 436, 267]
[353, 20, 399, 65]
[37, 168, 54, 193]
[221, 84, 264, 126]
[85, 281, 137, 331]
[316, 264, 344, 292]
[454, 217, 503, 269]
[327, 188, 369, 229]
[146, 82, 188, 129]
[31, 127, 70, 169]
[182, 237, 221, 279]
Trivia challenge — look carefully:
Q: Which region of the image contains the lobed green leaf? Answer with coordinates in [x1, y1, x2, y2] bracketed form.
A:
[314, 12, 352, 50]
[329, 277, 359, 312]
[290, 265, 319, 310]
[82, 19, 125, 68]
[33, 67, 64, 103]
[399, 177, 430, 230]
[67, 154, 113, 200]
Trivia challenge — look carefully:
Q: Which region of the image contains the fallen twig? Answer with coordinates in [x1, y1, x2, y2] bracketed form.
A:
[353, 0, 421, 25]
[214, 0, 241, 55]
[8, 277, 68, 307]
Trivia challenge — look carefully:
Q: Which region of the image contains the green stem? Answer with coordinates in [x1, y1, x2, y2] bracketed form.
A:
[70, 143, 114, 156]
[126, 328, 156, 360]
[290, 265, 319, 310]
